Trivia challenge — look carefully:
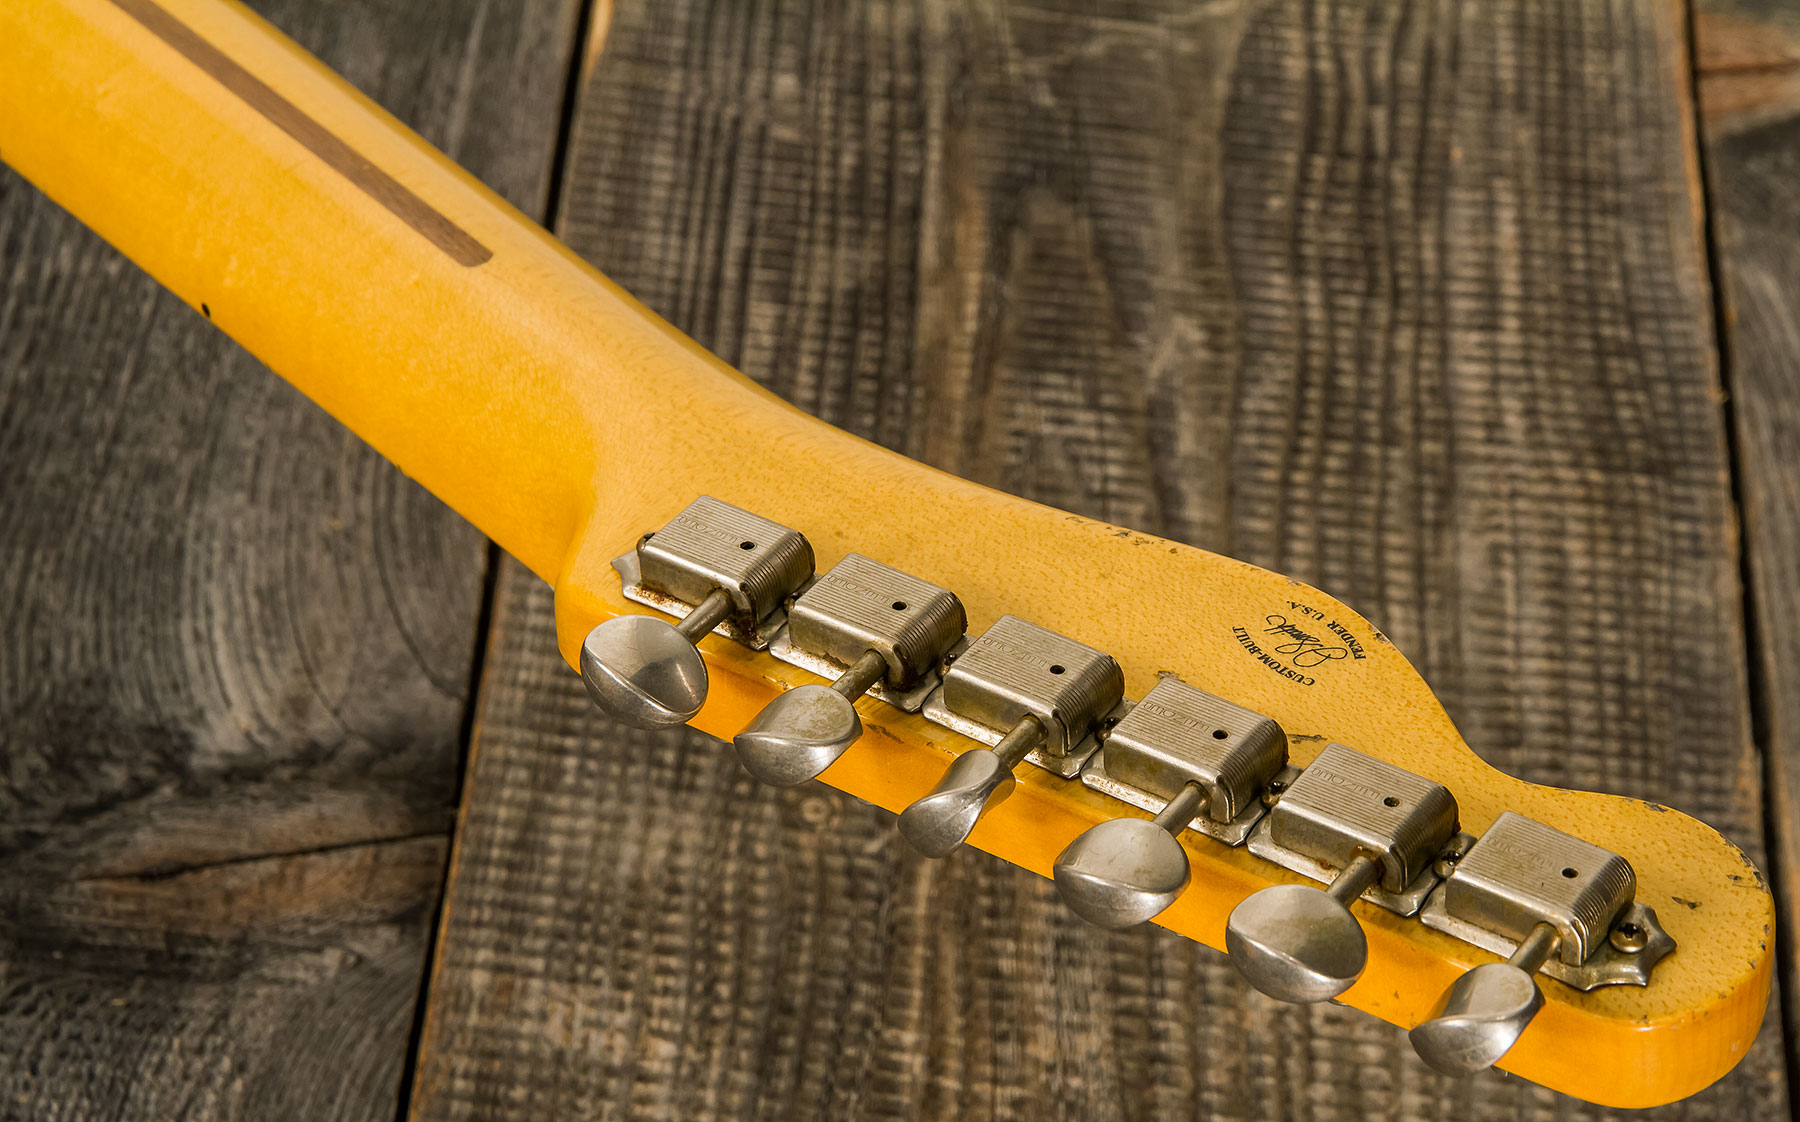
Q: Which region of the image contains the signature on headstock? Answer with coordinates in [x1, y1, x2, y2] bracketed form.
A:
[1260, 614, 1351, 667]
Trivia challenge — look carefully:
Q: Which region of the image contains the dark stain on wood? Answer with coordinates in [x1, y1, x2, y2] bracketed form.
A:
[1696, 5, 1800, 130]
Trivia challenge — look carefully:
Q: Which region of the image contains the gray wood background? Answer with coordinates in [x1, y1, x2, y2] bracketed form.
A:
[2, 0, 1796, 1119]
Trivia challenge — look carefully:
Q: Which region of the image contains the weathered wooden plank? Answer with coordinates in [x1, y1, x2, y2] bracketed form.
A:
[0, 0, 577, 1117]
[416, 1, 1786, 1118]
[1, 837, 448, 1121]
[1695, 0, 1800, 1099]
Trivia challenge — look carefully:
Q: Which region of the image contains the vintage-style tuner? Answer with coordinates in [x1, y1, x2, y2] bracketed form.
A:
[898, 616, 1125, 857]
[583, 497, 814, 729]
[736, 553, 967, 786]
[1227, 743, 1463, 1002]
[1056, 677, 1289, 928]
[567, 497, 1702, 1094]
[1412, 812, 1674, 1072]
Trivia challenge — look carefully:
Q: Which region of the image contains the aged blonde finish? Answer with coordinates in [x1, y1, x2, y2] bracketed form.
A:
[0, 0, 1772, 1105]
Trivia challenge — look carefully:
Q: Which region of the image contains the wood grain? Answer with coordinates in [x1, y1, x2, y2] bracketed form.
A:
[1696, 0, 1800, 1098]
[0, 0, 575, 1117]
[415, 1, 1787, 1119]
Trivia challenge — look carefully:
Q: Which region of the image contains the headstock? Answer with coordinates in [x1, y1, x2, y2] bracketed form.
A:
[553, 445, 1770, 1107]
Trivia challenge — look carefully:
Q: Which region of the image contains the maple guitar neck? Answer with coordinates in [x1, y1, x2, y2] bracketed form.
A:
[0, 0, 1773, 1107]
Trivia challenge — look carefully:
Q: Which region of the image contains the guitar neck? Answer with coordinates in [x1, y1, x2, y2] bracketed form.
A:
[3, 0, 788, 584]
[0, 0, 1302, 703]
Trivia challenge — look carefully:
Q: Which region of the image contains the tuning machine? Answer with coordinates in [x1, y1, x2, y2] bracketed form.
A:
[734, 554, 967, 785]
[1411, 811, 1674, 1073]
[585, 496, 814, 728]
[1227, 743, 1464, 1002]
[899, 616, 1125, 857]
[1055, 677, 1289, 928]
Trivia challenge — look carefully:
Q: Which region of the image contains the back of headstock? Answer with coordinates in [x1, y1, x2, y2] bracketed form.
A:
[548, 367, 1772, 1108]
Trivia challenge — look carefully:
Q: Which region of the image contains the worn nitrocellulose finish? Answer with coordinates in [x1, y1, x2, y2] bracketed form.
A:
[0, 0, 1777, 1111]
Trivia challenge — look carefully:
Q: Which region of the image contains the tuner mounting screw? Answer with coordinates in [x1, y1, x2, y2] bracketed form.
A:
[1609, 920, 1648, 954]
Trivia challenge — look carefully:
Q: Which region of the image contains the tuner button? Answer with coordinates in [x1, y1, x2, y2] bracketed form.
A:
[734, 650, 887, 786]
[1410, 963, 1544, 1074]
[1225, 853, 1381, 1003]
[1054, 818, 1190, 929]
[897, 748, 1014, 858]
[734, 684, 863, 786]
[1225, 884, 1367, 1002]
[1054, 782, 1207, 929]
[580, 588, 734, 729]
[1410, 922, 1556, 1075]
[899, 716, 1045, 858]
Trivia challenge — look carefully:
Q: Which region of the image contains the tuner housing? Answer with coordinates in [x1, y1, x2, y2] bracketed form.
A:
[769, 553, 967, 711]
[1080, 675, 1289, 845]
[922, 615, 1125, 778]
[615, 495, 814, 649]
[1420, 812, 1676, 990]
[1247, 742, 1466, 915]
